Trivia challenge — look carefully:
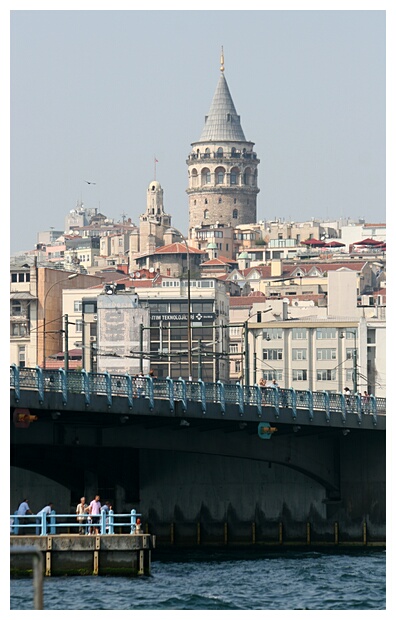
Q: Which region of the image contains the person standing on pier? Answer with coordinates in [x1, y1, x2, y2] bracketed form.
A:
[89, 494, 101, 535]
[35, 502, 54, 535]
[17, 498, 33, 534]
[76, 497, 89, 535]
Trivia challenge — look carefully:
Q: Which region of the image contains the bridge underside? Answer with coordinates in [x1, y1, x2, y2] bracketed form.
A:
[10, 392, 385, 544]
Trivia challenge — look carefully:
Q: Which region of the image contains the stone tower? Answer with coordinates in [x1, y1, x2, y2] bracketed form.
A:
[187, 50, 260, 234]
[139, 180, 172, 252]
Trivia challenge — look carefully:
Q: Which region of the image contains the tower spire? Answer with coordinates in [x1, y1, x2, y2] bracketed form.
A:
[220, 46, 224, 73]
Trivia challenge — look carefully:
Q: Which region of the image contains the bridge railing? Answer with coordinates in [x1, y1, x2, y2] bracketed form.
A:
[11, 509, 143, 536]
[10, 366, 385, 421]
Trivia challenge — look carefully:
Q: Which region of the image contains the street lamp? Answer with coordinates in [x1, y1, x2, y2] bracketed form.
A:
[42, 273, 78, 368]
[340, 328, 358, 394]
[168, 227, 192, 381]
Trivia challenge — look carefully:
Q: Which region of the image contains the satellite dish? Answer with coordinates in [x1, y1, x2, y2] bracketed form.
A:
[135, 272, 141, 278]
[149, 267, 154, 273]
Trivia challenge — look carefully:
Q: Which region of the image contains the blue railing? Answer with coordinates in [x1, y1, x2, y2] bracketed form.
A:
[10, 508, 142, 536]
[10, 365, 384, 425]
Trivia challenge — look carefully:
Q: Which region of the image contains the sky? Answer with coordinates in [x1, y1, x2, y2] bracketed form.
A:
[5, 4, 390, 255]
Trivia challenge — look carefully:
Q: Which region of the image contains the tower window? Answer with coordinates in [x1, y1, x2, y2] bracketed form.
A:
[204, 148, 210, 158]
[218, 198, 222, 204]
[233, 209, 238, 219]
[194, 200, 196, 205]
[204, 209, 209, 219]
[216, 147, 223, 158]
[204, 198, 208, 205]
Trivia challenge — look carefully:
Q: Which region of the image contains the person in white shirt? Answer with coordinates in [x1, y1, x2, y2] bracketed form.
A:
[17, 499, 33, 535]
[36, 502, 54, 535]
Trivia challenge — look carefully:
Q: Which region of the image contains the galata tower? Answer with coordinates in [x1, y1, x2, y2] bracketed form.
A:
[187, 50, 260, 233]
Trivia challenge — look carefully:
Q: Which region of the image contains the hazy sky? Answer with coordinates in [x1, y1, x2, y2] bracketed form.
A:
[7, 6, 388, 254]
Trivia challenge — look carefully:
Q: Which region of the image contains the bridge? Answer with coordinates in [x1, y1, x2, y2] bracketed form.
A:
[10, 365, 386, 547]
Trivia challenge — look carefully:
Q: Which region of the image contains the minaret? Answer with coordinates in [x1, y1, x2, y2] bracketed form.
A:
[187, 49, 260, 233]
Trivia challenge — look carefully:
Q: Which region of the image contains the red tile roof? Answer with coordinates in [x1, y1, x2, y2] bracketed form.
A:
[153, 242, 205, 255]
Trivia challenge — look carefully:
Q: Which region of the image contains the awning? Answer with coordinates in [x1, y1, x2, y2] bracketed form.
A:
[10, 292, 37, 300]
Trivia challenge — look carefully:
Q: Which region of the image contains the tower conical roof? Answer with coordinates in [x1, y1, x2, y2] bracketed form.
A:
[199, 73, 246, 142]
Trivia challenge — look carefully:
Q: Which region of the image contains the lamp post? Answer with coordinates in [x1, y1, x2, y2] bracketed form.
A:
[340, 328, 358, 394]
[42, 273, 78, 369]
[168, 227, 192, 381]
[243, 308, 272, 386]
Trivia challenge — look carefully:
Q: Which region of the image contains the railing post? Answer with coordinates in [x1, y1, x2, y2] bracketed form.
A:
[11, 364, 20, 402]
[178, 377, 187, 412]
[40, 511, 47, 536]
[217, 380, 225, 415]
[58, 368, 68, 405]
[105, 371, 112, 407]
[323, 391, 330, 422]
[108, 509, 114, 534]
[198, 378, 206, 414]
[236, 382, 244, 416]
[371, 395, 378, 426]
[81, 369, 90, 405]
[254, 384, 262, 418]
[36, 366, 44, 404]
[100, 509, 106, 535]
[49, 510, 56, 535]
[290, 388, 297, 419]
[340, 393, 347, 423]
[13, 511, 19, 535]
[147, 375, 154, 410]
[356, 393, 362, 425]
[167, 376, 174, 413]
[125, 373, 134, 409]
[273, 387, 280, 418]
[131, 509, 137, 534]
[307, 390, 314, 420]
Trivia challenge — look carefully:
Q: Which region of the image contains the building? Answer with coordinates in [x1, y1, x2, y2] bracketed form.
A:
[187, 51, 260, 233]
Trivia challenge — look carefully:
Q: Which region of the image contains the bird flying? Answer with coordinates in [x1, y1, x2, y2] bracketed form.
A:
[84, 180, 96, 185]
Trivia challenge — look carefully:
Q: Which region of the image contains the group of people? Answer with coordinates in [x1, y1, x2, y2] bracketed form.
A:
[344, 387, 371, 413]
[13, 498, 54, 534]
[76, 495, 112, 535]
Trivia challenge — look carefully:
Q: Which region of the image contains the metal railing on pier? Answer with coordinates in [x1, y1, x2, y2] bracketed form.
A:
[10, 508, 142, 536]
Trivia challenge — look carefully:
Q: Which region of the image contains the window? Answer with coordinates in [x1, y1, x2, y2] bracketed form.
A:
[11, 323, 28, 337]
[11, 274, 17, 282]
[317, 348, 336, 361]
[292, 348, 307, 361]
[75, 320, 83, 333]
[292, 369, 307, 381]
[233, 209, 238, 219]
[235, 361, 241, 374]
[292, 328, 307, 340]
[205, 171, 211, 183]
[262, 371, 282, 381]
[317, 369, 336, 381]
[230, 326, 241, 337]
[263, 349, 283, 361]
[204, 148, 210, 158]
[18, 346, 26, 368]
[263, 328, 283, 340]
[204, 209, 209, 219]
[230, 344, 239, 354]
[11, 301, 22, 316]
[316, 327, 336, 339]
[216, 170, 224, 183]
[218, 197, 222, 203]
[74, 300, 82, 312]
[216, 148, 223, 158]
[230, 172, 237, 185]
[345, 369, 354, 382]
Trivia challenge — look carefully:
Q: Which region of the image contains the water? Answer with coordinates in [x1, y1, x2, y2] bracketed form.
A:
[10, 549, 386, 610]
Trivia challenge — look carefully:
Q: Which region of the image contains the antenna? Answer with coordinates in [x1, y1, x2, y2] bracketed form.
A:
[220, 46, 224, 73]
